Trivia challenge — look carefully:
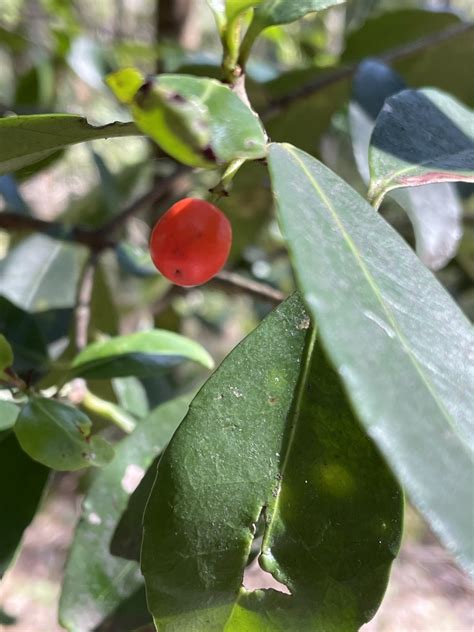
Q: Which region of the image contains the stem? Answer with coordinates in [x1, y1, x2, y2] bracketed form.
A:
[81, 388, 137, 434]
[238, 17, 263, 72]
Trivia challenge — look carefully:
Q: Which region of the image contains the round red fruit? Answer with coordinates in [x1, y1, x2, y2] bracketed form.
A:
[149, 197, 232, 287]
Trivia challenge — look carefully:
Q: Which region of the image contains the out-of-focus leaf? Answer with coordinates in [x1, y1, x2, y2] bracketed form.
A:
[107, 70, 267, 168]
[110, 456, 159, 562]
[345, 0, 381, 30]
[0, 26, 29, 52]
[14, 62, 55, 109]
[368, 88, 474, 208]
[0, 175, 31, 214]
[342, 10, 460, 62]
[0, 115, 141, 175]
[94, 587, 150, 632]
[92, 152, 121, 218]
[268, 143, 474, 573]
[252, 0, 345, 29]
[350, 60, 463, 269]
[0, 433, 49, 577]
[0, 298, 49, 375]
[68, 36, 106, 91]
[0, 334, 14, 379]
[71, 330, 214, 379]
[142, 294, 402, 631]
[0, 234, 87, 312]
[0, 608, 16, 625]
[14, 397, 114, 471]
[112, 377, 149, 419]
[59, 395, 192, 632]
[0, 401, 19, 431]
[116, 243, 157, 278]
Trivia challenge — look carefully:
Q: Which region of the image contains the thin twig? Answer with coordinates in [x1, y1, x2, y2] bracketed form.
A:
[213, 270, 286, 304]
[262, 22, 473, 120]
[0, 212, 114, 250]
[0, 168, 188, 250]
[75, 254, 98, 351]
[98, 166, 189, 235]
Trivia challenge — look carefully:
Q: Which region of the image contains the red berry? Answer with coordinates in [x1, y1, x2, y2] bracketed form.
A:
[149, 197, 232, 287]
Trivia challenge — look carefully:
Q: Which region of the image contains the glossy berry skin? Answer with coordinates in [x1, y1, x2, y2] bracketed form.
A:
[150, 198, 232, 287]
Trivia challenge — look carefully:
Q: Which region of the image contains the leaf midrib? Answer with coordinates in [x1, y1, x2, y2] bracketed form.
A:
[283, 143, 470, 449]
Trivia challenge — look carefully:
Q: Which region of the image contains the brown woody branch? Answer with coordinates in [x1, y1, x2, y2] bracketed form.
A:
[262, 22, 473, 119]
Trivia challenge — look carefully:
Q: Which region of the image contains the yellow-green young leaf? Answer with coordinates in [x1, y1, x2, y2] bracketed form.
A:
[14, 397, 114, 471]
[0, 334, 13, 381]
[106, 70, 267, 168]
[71, 330, 214, 379]
[267, 143, 474, 574]
[0, 114, 141, 175]
[368, 88, 474, 208]
[105, 66, 145, 104]
[142, 294, 402, 631]
[59, 395, 192, 632]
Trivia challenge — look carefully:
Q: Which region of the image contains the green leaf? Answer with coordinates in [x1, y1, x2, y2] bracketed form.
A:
[350, 60, 463, 270]
[14, 397, 114, 471]
[268, 143, 474, 573]
[0, 114, 141, 175]
[207, 0, 262, 27]
[71, 330, 214, 379]
[59, 395, 192, 632]
[345, 0, 381, 30]
[253, 0, 345, 29]
[0, 401, 19, 431]
[0, 334, 14, 381]
[116, 243, 157, 278]
[107, 71, 267, 168]
[110, 456, 159, 562]
[0, 433, 49, 577]
[112, 377, 149, 419]
[0, 234, 87, 312]
[368, 88, 474, 208]
[142, 294, 402, 631]
[342, 10, 460, 63]
[0, 298, 49, 375]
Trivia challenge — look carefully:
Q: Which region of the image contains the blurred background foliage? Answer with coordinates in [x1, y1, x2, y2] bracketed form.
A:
[0, 0, 473, 630]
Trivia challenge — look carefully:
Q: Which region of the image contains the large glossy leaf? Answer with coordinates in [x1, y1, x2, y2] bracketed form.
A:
[142, 294, 402, 631]
[0, 234, 87, 312]
[268, 143, 474, 572]
[0, 115, 140, 175]
[350, 60, 463, 270]
[14, 397, 114, 471]
[59, 395, 192, 632]
[71, 330, 214, 379]
[368, 88, 474, 208]
[0, 433, 49, 577]
[107, 71, 267, 168]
